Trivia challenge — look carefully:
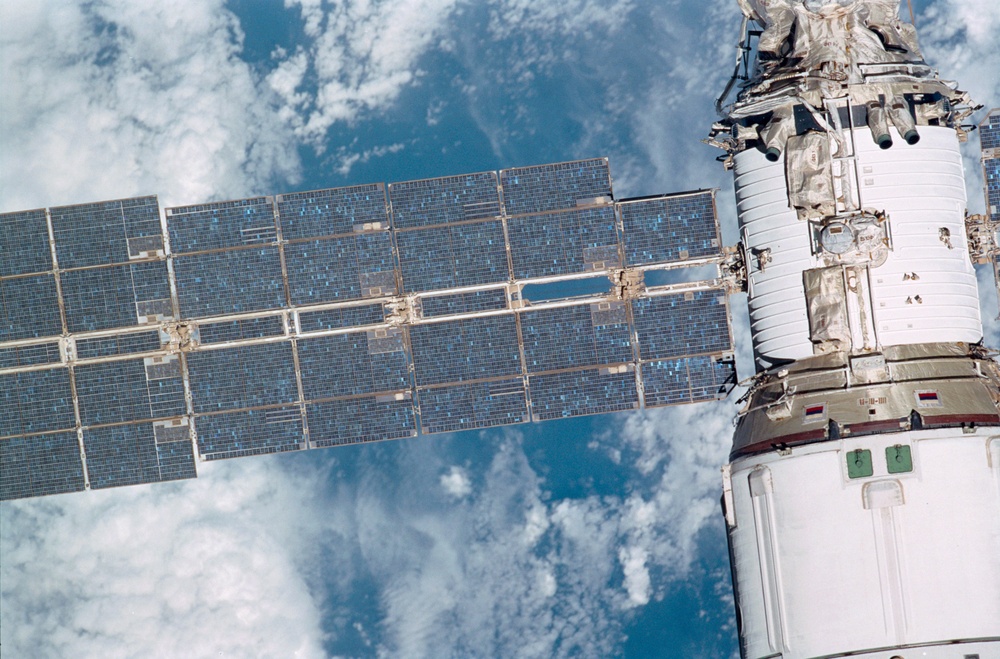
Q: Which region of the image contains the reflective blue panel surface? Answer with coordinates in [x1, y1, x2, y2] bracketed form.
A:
[187, 341, 297, 413]
[167, 197, 275, 253]
[197, 316, 284, 344]
[632, 291, 731, 360]
[83, 423, 195, 489]
[51, 196, 162, 268]
[196, 407, 304, 460]
[981, 111, 1000, 150]
[62, 261, 171, 332]
[1, 274, 62, 340]
[0, 432, 85, 500]
[508, 206, 620, 279]
[500, 159, 612, 217]
[520, 302, 631, 373]
[307, 396, 416, 447]
[0, 209, 51, 276]
[641, 356, 736, 407]
[75, 356, 185, 425]
[985, 157, 999, 218]
[417, 377, 528, 434]
[277, 183, 388, 240]
[389, 172, 501, 228]
[285, 232, 396, 304]
[409, 314, 521, 386]
[0, 342, 62, 369]
[619, 192, 720, 266]
[76, 331, 162, 359]
[0, 368, 75, 437]
[298, 330, 409, 400]
[419, 288, 508, 318]
[396, 220, 509, 293]
[529, 366, 638, 420]
[299, 303, 385, 332]
[173, 247, 285, 318]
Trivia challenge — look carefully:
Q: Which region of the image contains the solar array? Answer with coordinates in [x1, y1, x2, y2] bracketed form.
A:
[979, 110, 1000, 297]
[0, 158, 734, 500]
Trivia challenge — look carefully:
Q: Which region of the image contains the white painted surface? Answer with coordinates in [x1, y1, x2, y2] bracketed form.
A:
[725, 429, 1000, 658]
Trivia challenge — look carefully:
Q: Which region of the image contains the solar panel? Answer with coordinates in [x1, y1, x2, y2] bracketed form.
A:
[981, 110, 1000, 150]
[61, 261, 173, 332]
[396, 220, 509, 293]
[83, 422, 196, 489]
[520, 302, 632, 373]
[307, 396, 417, 447]
[276, 183, 388, 240]
[1, 274, 63, 340]
[0, 432, 86, 499]
[418, 288, 508, 318]
[166, 197, 276, 253]
[0, 368, 76, 437]
[186, 342, 298, 413]
[196, 407, 304, 460]
[51, 196, 162, 268]
[508, 206, 620, 279]
[173, 247, 285, 318]
[618, 191, 721, 266]
[0, 342, 62, 369]
[1, 156, 744, 500]
[284, 232, 396, 304]
[500, 158, 612, 217]
[75, 356, 186, 425]
[0, 208, 51, 276]
[389, 172, 500, 228]
[985, 157, 999, 219]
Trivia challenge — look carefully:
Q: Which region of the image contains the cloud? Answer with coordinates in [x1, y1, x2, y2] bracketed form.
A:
[440, 465, 472, 498]
[0, 459, 327, 657]
[0, 0, 301, 212]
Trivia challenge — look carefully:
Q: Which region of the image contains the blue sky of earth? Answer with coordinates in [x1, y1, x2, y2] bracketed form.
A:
[1, 1, 998, 657]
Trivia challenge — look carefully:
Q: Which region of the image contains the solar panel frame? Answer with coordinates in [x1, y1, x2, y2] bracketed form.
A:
[409, 314, 522, 387]
[284, 232, 397, 304]
[75, 356, 186, 426]
[500, 158, 613, 217]
[528, 366, 639, 420]
[166, 197, 276, 254]
[297, 330, 410, 401]
[520, 302, 632, 373]
[298, 303, 386, 332]
[396, 220, 510, 293]
[83, 422, 196, 490]
[173, 247, 285, 318]
[0, 368, 76, 438]
[277, 183, 389, 240]
[417, 377, 528, 434]
[61, 261, 172, 332]
[196, 407, 304, 460]
[0, 432, 86, 499]
[418, 288, 508, 318]
[631, 290, 733, 361]
[980, 110, 1000, 151]
[76, 330, 163, 359]
[0, 342, 62, 369]
[641, 355, 736, 407]
[1, 274, 63, 341]
[51, 196, 163, 269]
[618, 191, 721, 267]
[186, 341, 298, 413]
[307, 395, 417, 447]
[507, 206, 621, 279]
[388, 171, 501, 229]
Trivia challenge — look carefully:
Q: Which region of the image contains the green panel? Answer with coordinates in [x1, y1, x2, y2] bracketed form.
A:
[847, 449, 873, 479]
[885, 445, 913, 474]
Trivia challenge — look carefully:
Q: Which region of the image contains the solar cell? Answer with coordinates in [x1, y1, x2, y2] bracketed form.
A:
[419, 288, 508, 318]
[83, 422, 196, 489]
[0, 209, 51, 276]
[641, 355, 736, 407]
[51, 196, 162, 268]
[284, 232, 396, 304]
[417, 377, 528, 434]
[984, 157, 999, 219]
[307, 395, 417, 447]
[196, 407, 304, 460]
[298, 330, 409, 401]
[409, 314, 521, 386]
[1, 274, 63, 340]
[632, 291, 732, 360]
[76, 330, 163, 359]
[980, 110, 1000, 150]
[173, 247, 285, 318]
[197, 316, 285, 345]
[0, 368, 76, 437]
[520, 302, 632, 373]
[389, 172, 501, 228]
[397, 220, 509, 293]
[0, 342, 62, 369]
[508, 206, 620, 279]
[500, 159, 612, 217]
[528, 366, 639, 420]
[166, 197, 276, 253]
[187, 342, 298, 413]
[61, 261, 172, 332]
[277, 183, 388, 240]
[618, 192, 721, 266]
[298, 303, 385, 332]
[75, 356, 185, 425]
[0, 432, 86, 500]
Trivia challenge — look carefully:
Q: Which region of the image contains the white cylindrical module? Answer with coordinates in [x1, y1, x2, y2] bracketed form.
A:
[734, 125, 983, 368]
[724, 429, 1000, 658]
